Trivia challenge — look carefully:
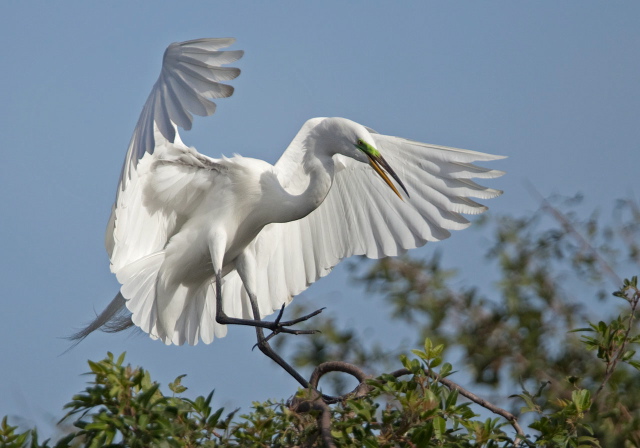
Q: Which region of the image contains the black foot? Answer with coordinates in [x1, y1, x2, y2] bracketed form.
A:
[252, 305, 324, 349]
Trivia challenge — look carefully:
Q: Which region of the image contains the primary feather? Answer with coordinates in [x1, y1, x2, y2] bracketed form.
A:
[78, 38, 504, 346]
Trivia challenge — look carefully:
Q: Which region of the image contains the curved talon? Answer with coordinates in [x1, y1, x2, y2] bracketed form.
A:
[273, 304, 286, 326]
[262, 328, 318, 345]
[277, 307, 325, 327]
[250, 307, 323, 350]
[261, 306, 325, 333]
[254, 327, 319, 349]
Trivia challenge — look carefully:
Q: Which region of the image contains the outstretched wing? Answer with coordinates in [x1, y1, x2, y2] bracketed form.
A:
[106, 38, 243, 273]
[221, 133, 504, 318]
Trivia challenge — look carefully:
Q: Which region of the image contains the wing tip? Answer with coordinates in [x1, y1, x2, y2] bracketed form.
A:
[487, 169, 506, 178]
[176, 37, 237, 48]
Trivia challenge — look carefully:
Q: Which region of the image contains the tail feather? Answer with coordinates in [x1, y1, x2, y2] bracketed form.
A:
[71, 250, 241, 347]
[68, 292, 133, 343]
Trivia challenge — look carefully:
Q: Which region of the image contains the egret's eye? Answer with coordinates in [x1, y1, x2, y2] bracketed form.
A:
[357, 139, 364, 146]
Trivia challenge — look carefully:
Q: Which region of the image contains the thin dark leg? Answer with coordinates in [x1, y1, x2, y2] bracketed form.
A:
[214, 270, 323, 334]
[252, 315, 338, 402]
[254, 326, 312, 389]
[212, 269, 316, 388]
[247, 295, 312, 389]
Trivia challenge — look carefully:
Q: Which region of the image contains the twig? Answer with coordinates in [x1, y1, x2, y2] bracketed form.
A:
[527, 185, 622, 286]
[594, 288, 640, 399]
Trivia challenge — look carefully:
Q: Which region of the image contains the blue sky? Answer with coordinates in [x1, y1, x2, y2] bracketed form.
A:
[1, 1, 639, 436]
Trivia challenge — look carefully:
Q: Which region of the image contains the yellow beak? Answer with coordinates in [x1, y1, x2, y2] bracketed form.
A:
[367, 153, 409, 201]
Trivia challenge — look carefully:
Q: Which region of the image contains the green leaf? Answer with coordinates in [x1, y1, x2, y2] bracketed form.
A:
[627, 360, 640, 371]
[439, 362, 453, 377]
[84, 421, 110, 431]
[87, 360, 102, 374]
[597, 321, 607, 334]
[207, 407, 225, 427]
[411, 349, 427, 360]
[444, 389, 459, 409]
[204, 390, 214, 407]
[411, 424, 434, 446]
[169, 374, 188, 394]
[138, 383, 160, 406]
[424, 338, 433, 354]
[571, 389, 591, 413]
[621, 350, 636, 361]
[569, 327, 595, 333]
[433, 416, 446, 440]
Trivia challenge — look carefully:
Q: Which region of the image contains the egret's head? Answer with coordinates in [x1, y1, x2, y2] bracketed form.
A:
[313, 117, 409, 200]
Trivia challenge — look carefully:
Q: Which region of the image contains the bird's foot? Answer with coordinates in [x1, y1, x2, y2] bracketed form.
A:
[252, 305, 324, 349]
[271, 304, 325, 328]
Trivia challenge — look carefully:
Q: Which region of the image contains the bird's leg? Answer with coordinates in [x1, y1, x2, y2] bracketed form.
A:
[212, 271, 311, 388]
[213, 270, 322, 333]
[213, 269, 275, 330]
[209, 234, 279, 330]
[250, 299, 338, 402]
[248, 294, 312, 389]
[213, 247, 325, 334]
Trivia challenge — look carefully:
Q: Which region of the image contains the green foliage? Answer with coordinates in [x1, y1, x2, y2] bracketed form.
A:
[55, 351, 236, 447]
[1, 416, 40, 448]
[3, 196, 640, 446]
[274, 196, 640, 445]
[512, 385, 599, 447]
[0, 336, 609, 447]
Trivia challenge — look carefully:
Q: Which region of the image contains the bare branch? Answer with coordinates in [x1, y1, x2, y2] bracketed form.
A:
[528, 185, 622, 286]
[595, 287, 640, 400]
[289, 388, 336, 448]
[310, 361, 371, 395]
[293, 361, 526, 447]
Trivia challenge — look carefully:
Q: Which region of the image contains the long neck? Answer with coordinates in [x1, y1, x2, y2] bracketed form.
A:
[270, 145, 335, 224]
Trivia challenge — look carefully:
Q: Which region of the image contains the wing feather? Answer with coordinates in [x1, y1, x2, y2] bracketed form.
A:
[106, 39, 242, 273]
[229, 132, 504, 319]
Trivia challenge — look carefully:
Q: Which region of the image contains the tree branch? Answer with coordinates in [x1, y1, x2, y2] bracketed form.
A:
[291, 361, 373, 448]
[529, 186, 622, 286]
[595, 287, 639, 399]
[292, 361, 526, 447]
[290, 389, 336, 448]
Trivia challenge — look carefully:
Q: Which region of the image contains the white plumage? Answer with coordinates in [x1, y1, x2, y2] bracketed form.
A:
[79, 38, 504, 352]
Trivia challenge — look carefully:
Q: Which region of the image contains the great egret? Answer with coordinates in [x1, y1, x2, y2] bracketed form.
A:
[74, 38, 504, 389]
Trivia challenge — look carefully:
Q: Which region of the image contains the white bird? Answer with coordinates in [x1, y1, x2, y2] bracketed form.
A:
[75, 38, 504, 388]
